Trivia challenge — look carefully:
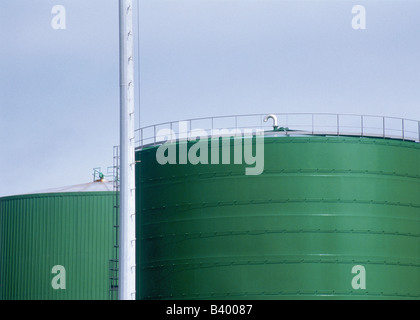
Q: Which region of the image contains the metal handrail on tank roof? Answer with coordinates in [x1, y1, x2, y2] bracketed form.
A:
[135, 113, 420, 149]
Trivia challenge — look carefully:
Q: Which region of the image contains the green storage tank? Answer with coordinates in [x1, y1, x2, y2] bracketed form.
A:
[0, 181, 115, 300]
[137, 135, 420, 299]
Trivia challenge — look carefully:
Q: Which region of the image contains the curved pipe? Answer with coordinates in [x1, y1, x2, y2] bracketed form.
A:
[264, 114, 278, 130]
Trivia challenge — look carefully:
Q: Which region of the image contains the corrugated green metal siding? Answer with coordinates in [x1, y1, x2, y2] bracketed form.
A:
[137, 136, 420, 299]
[0, 192, 114, 300]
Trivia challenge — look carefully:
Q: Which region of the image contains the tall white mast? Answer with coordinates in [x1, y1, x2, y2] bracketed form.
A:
[119, 0, 136, 300]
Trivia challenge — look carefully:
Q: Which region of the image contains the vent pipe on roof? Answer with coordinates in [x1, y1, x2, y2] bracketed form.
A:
[264, 114, 278, 131]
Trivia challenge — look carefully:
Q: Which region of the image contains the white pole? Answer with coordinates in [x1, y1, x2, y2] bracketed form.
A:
[119, 0, 136, 300]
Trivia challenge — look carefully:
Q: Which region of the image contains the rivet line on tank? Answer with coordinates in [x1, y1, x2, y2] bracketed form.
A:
[141, 169, 420, 183]
[142, 198, 420, 214]
[142, 259, 420, 270]
[141, 290, 420, 300]
[142, 229, 420, 241]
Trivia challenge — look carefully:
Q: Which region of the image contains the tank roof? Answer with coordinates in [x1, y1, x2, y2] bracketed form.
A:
[29, 180, 114, 195]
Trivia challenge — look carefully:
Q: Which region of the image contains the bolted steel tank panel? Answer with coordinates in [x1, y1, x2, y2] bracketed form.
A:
[137, 136, 420, 300]
[0, 190, 114, 300]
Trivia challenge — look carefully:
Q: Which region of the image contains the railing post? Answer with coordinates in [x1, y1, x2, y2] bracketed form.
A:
[154, 125, 156, 145]
[337, 114, 339, 135]
[383, 117, 385, 138]
[140, 128, 143, 147]
[361, 115, 363, 137]
[402, 119, 404, 140]
[418, 121, 420, 143]
[311, 114, 314, 135]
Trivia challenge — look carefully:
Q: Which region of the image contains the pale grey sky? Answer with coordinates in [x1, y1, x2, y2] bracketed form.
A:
[1, 0, 420, 196]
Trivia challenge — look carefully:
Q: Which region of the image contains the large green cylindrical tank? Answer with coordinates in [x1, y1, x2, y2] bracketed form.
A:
[0, 181, 115, 300]
[137, 135, 420, 299]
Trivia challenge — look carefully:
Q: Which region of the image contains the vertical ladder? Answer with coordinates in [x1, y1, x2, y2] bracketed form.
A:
[109, 145, 120, 300]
